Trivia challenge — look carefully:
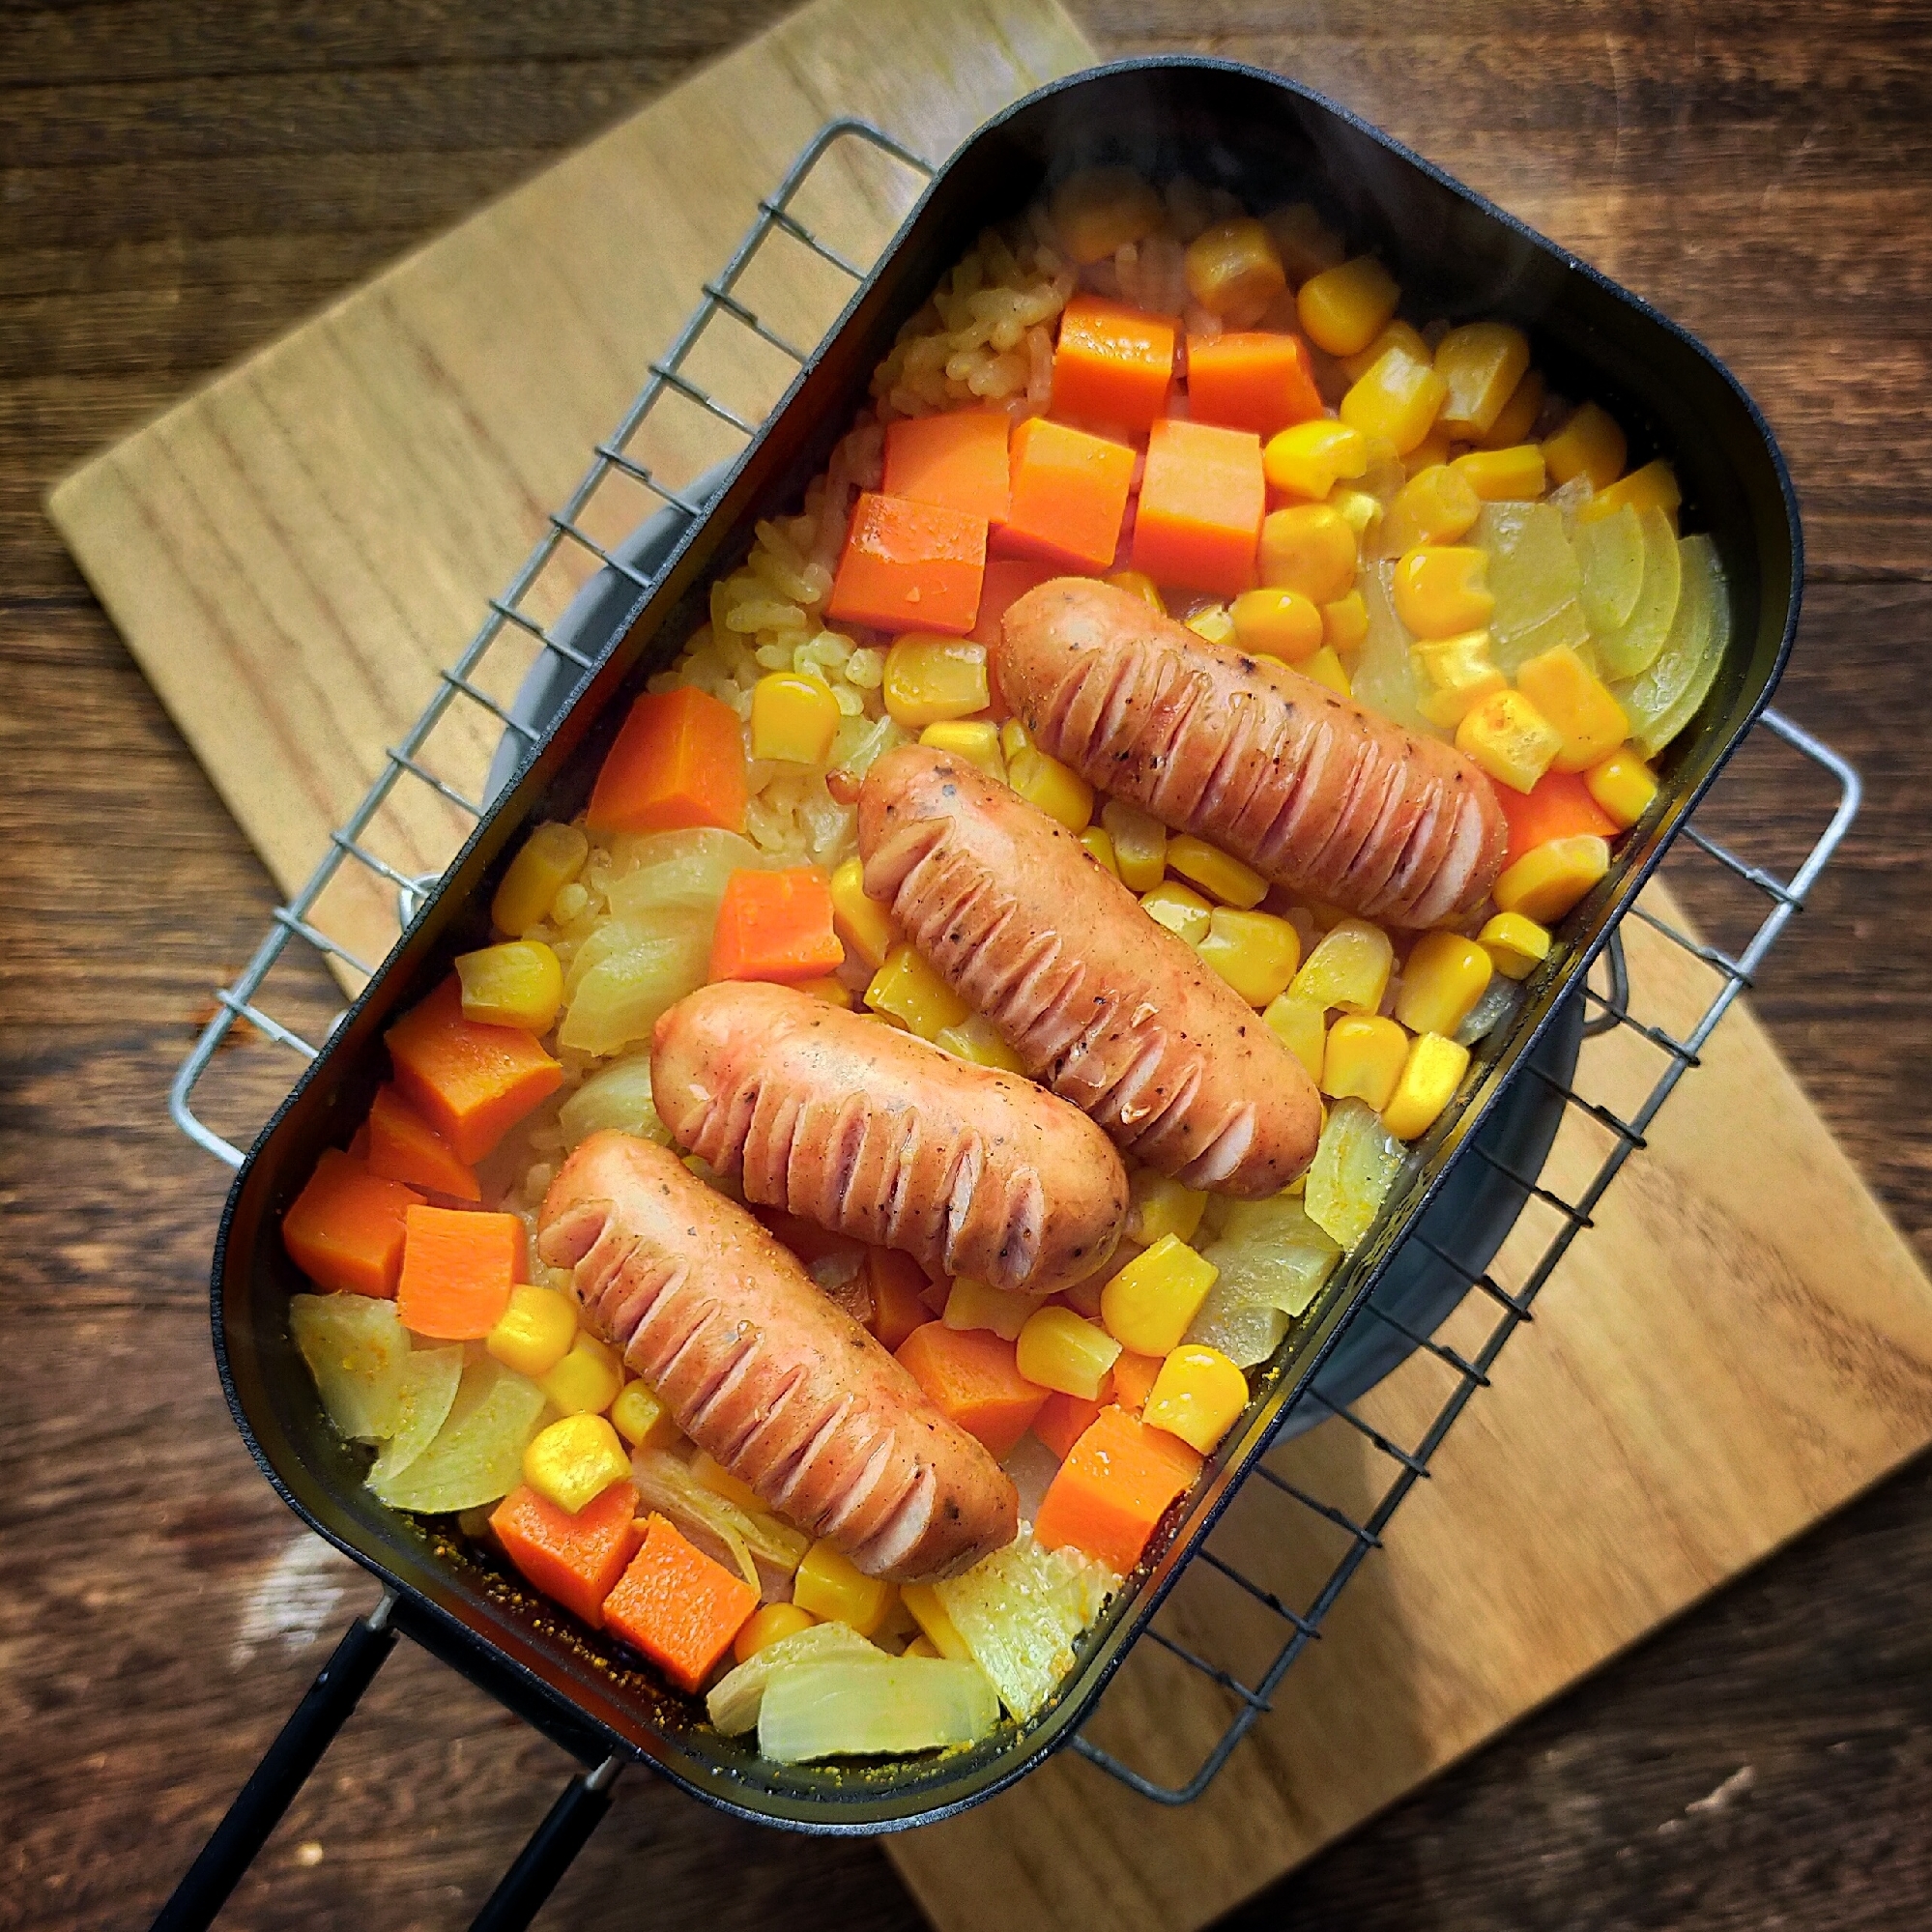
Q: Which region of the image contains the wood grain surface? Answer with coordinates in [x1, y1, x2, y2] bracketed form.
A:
[6, 5, 1932, 1932]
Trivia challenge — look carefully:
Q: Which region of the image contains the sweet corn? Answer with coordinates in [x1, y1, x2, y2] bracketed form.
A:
[1381, 1031, 1471, 1140]
[935, 1013, 1026, 1073]
[1166, 835, 1268, 909]
[920, 718, 1006, 782]
[901, 1634, 941, 1659]
[1383, 464, 1482, 554]
[793, 1539, 895, 1636]
[1412, 628, 1507, 729]
[1103, 797, 1168, 892]
[1296, 255, 1400, 358]
[492, 822, 588, 937]
[899, 1582, 971, 1661]
[522, 1413, 630, 1514]
[1127, 1169, 1208, 1248]
[1289, 916, 1394, 1014]
[1433, 321, 1531, 441]
[1197, 907, 1302, 1006]
[1543, 401, 1628, 491]
[1478, 910, 1552, 982]
[1300, 644, 1354, 698]
[1051, 166, 1164, 266]
[1017, 1305, 1123, 1400]
[1339, 318, 1431, 386]
[750, 671, 841, 764]
[1493, 834, 1610, 923]
[538, 1332, 623, 1418]
[1261, 992, 1327, 1079]
[1185, 216, 1287, 324]
[1584, 746, 1658, 828]
[456, 940, 563, 1033]
[1100, 1234, 1221, 1357]
[1264, 200, 1347, 281]
[999, 718, 1032, 763]
[1455, 688, 1564, 793]
[1481, 366, 1545, 449]
[943, 1276, 1033, 1342]
[1106, 568, 1167, 614]
[866, 941, 970, 1039]
[1262, 419, 1369, 501]
[1576, 457, 1681, 526]
[1230, 586, 1324, 663]
[485, 1282, 578, 1379]
[1402, 426, 1456, 479]
[1320, 1014, 1409, 1110]
[609, 1377, 681, 1451]
[1185, 603, 1237, 647]
[1258, 504, 1358, 604]
[1327, 486, 1383, 545]
[1453, 445, 1545, 502]
[1323, 590, 1370, 650]
[1141, 880, 1214, 945]
[1080, 825, 1121, 878]
[1142, 1343, 1249, 1455]
[882, 634, 990, 728]
[1516, 645, 1630, 772]
[1340, 345, 1450, 456]
[550, 880, 590, 927]
[796, 976, 853, 1008]
[1393, 546, 1494, 638]
[1008, 744, 1094, 831]
[734, 1600, 818, 1666]
[830, 855, 898, 970]
[1395, 931, 1493, 1037]
[688, 1448, 766, 1514]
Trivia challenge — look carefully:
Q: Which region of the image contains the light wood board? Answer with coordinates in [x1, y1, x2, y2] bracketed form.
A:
[43, 3, 1932, 1929]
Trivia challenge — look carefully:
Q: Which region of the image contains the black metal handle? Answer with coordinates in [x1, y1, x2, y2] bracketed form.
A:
[466, 1757, 623, 1932]
[150, 1596, 398, 1932]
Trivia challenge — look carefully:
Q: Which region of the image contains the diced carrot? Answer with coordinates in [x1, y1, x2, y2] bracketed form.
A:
[281, 1149, 423, 1298]
[1492, 768, 1618, 866]
[969, 557, 1062, 647]
[586, 684, 748, 837]
[1032, 1389, 1106, 1461]
[1186, 331, 1324, 436]
[385, 976, 564, 1165]
[866, 1249, 934, 1354]
[1034, 1403, 1203, 1574]
[919, 1274, 953, 1318]
[490, 1480, 645, 1629]
[396, 1203, 524, 1340]
[827, 491, 988, 636]
[1002, 418, 1137, 573]
[883, 409, 1011, 524]
[363, 1082, 481, 1203]
[1051, 294, 1176, 431]
[603, 1512, 758, 1692]
[896, 1321, 1048, 1460]
[1131, 417, 1266, 598]
[346, 1121, 372, 1161]
[1109, 1350, 1165, 1416]
[707, 867, 845, 984]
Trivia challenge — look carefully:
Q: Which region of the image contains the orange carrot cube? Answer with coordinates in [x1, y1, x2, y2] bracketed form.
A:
[363, 1082, 481, 1203]
[586, 684, 747, 837]
[896, 1320, 1048, 1460]
[1051, 294, 1176, 431]
[883, 409, 1011, 524]
[1001, 418, 1137, 573]
[1031, 1389, 1106, 1461]
[706, 867, 845, 984]
[865, 1249, 935, 1354]
[1491, 768, 1618, 865]
[1108, 1349, 1166, 1416]
[1186, 331, 1324, 436]
[281, 1149, 424, 1298]
[490, 1480, 645, 1629]
[827, 491, 988, 636]
[603, 1513, 758, 1693]
[1131, 417, 1267, 598]
[1034, 1403, 1203, 1574]
[968, 557, 1062, 646]
[396, 1204, 524, 1340]
[385, 976, 564, 1165]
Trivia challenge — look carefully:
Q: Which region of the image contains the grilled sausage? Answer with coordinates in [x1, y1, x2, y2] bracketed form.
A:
[857, 745, 1321, 1195]
[995, 578, 1509, 928]
[539, 1131, 1017, 1582]
[651, 981, 1129, 1296]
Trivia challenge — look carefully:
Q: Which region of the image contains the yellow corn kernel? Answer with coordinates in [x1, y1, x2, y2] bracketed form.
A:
[1262, 419, 1369, 500]
[1296, 255, 1401, 358]
[455, 941, 563, 1033]
[1322, 590, 1370, 651]
[1050, 166, 1164, 266]
[830, 855, 897, 970]
[1411, 628, 1507, 729]
[1478, 910, 1552, 982]
[1516, 645, 1630, 773]
[920, 718, 1006, 783]
[901, 1634, 941, 1658]
[793, 1540, 895, 1636]
[1185, 603, 1236, 646]
[609, 1378, 681, 1452]
[522, 1413, 630, 1514]
[1393, 546, 1494, 639]
[1402, 426, 1456, 479]
[882, 634, 990, 729]
[485, 1283, 579, 1379]
[1339, 318, 1431, 386]
[1258, 504, 1358, 605]
[1481, 366, 1545, 449]
[1395, 931, 1493, 1037]
[1142, 1343, 1249, 1455]
[1383, 464, 1482, 554]
[943, 1276, 1033, 1342]
[1327, 487, 1383, 546]
[1127, 1169, 1208, 1248]
[1584, 747, 1658, 828]
[999, 718, 1032, 763]
[1453, 445, 1545, 502]
[1106, 568, 1167, 615]
[1230, 586, 1324, 664]
[537, 1332, 623, 1418]
[1576, 458, 1681, 527]
[1455, 688, 1564, 793]
[1101, 1234, 1220, 1357]
[1262, 992, 1327, 1079]
[1008, 744, 1094, 831]
[1141, 880, 1214, 945]
[1340, 346, 1450, 456]
[687, 1448, 766, 1515]
[1433, 321, 1531, 441]
[492, 822, 588, 938]
[734, 1600, 818, 1667]
[1543, 401, 1629, 491]
[1320, 1014, 1410, 1110]
[1017, 1305, 1123, 1400]
[865, 941, 970, 1040]
[1299, 644, 1354, 699]
[1289, 916, 1394, 1014]
[1165, 835, 1268, 909]
[935, 1013, 1027, 1074]
[750, 671, 841, 764]
[1079, 825, 1120, 878]
[1197, 907, 1302, 1006]
[1381, 1031, 1471, 1140]
[1102, 797, 1168, 892]
[1264, 200, 1347, 281]
[796, 976, 853, 1009]
[899, 1582, 971, 1661]
[1185, 216, 1287, 324]
[550, 880, 590, 927]
[1494, 834, 1611, 924]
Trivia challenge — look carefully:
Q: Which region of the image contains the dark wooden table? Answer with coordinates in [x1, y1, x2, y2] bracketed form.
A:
[5, 4, 1929, 1928]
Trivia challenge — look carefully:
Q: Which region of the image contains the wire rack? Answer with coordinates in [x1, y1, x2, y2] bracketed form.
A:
[168, 118, 1860, 1810]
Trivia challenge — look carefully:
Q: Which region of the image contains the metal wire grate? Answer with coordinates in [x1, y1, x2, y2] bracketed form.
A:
[167, 118, 1860, 1806]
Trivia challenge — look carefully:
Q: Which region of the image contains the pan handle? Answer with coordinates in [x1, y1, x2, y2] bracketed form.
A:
[466, 1755, 624, 1932]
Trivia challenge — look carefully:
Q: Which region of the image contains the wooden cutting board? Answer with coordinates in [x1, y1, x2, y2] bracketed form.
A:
[44, 3, 1932, 1929]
